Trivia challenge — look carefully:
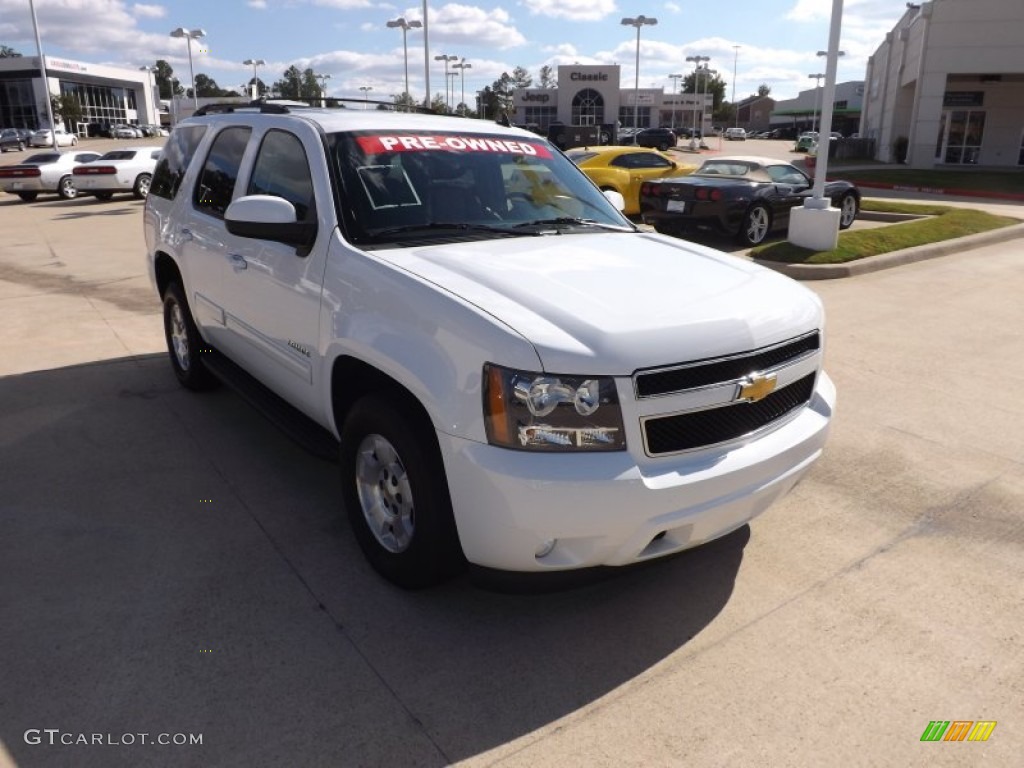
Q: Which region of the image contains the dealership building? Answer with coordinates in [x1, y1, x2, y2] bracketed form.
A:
[512, 65, 712, 134]
[860, 0, 1024, 167]
[0, 55, 160, 133]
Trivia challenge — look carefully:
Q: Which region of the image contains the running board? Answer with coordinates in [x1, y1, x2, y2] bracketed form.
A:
[202, 350, 339, 462]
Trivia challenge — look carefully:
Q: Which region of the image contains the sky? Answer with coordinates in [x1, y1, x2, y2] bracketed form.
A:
[0, 0, 912, 105]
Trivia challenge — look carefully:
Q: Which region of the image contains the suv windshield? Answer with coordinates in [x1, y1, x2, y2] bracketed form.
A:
[329, 130, 633, 247]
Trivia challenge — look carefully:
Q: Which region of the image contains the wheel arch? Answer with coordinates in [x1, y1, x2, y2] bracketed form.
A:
[153, 251, 183, 300]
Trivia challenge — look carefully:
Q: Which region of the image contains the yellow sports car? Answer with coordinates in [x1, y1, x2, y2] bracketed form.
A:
[566, 145, 697, 215]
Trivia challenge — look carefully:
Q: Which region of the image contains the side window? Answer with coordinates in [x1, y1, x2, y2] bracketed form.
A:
[248, 130, 316, 221]
[630, 153, 673, 169]
[610, 154, 640, 169]
[150, 125, 208, 200]
[194, 126, 251, 218]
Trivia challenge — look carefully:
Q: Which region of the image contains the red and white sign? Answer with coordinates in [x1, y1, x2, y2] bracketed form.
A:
[357, 134, 552, 158]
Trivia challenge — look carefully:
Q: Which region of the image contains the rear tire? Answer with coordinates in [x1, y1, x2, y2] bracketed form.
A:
[94, 192, 114, 201]
[133, 173, 152, 199]
[17, 192, 38, 202]
[57, 175, 77, 200]
[737, 204, 772, 246]
[162, 281, 219, 391]
[340, 395, 464, 589]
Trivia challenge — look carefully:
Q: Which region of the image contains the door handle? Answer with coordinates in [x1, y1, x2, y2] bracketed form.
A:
[228, 253, 247, 272]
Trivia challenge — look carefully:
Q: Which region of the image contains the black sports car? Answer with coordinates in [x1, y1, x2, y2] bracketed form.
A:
[639, 155, 860, 245]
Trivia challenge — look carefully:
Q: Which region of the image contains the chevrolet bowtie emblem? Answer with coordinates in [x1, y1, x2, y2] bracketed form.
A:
[738, 373, 777, 402]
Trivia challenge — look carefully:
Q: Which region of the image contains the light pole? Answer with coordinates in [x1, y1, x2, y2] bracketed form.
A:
[447, 72, 458, 113]
[359, 85, 372, 109]
[685, 55, 709, 146]
[732, 45, 740, 127]
[816, 49, 845, 135]
[808, 73, 825, 133]
[315, 73, 331, 106]
[29, 0, 59, 147]
[139, 65, 157, 124]
[434, 54, 457, 112]
[667, 74, 682, 130]
[421, 1, 431, 109]
[621, 15, 658, 130]
[700, 66, 717, 140]
[452, 59, 472, 115]
[170, 27, 206, 111]
[243, 58, 265, 99]
[387, 17, 422, 111]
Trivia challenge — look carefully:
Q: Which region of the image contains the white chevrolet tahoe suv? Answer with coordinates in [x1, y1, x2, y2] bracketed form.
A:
[144, 103, 835, 588]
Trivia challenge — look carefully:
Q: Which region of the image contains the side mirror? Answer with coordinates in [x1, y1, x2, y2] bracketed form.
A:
[602, 189, 626, 211]
[225, 195, 316, 249]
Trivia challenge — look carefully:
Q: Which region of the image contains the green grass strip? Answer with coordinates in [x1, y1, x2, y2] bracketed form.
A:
[837, 169, 1024, 194]
[752, 208, 1020, 264]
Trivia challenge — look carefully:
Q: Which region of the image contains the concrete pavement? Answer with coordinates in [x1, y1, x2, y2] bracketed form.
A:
[1, 172, 1022, 767]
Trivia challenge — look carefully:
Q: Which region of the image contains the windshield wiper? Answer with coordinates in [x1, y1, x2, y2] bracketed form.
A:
[512, 217, 635, 233]
[369, 222, 539, 239]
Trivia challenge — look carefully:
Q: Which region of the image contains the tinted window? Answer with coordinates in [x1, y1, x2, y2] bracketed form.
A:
[193, 126, 251, 218]
[100, 151, 136, 161]
[611, 152, 672, 169]
[247, 130, 316, 221]
[150, 125, 207, 200]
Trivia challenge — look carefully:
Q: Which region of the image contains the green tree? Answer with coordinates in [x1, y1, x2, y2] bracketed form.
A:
[245, 77, 268, 97]
[272, 65, 304, 99]
[300, 68, 321, 100]
[538, 65, 556, 89]
[50, 93, 84, 130]
[154, 60, 182, 99]
[192, 73, 235, 97]
[758, 83, 771, 97]
[487, 72, 514, 117]
[392, 91, 417, 112]
[429, 92, 448, 113]
[683, 70, 727, 110]
[511, 65, 532, 90]
[0, 45, 23, 58]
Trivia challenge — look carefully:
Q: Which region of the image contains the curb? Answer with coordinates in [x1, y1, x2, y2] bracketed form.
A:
[751, 222, 1024, 280]
[829, 178, 1024, 203]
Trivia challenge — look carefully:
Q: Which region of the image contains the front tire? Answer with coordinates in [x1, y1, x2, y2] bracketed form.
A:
[133, 173, 152, 199]
[57, 175, 77, 200]
[738, 203, 771, 245]
[340, 395, 464, 589]
[94, 192, 114, 201]
[162, 281, 218, 391]
[838, 192, 858, 229]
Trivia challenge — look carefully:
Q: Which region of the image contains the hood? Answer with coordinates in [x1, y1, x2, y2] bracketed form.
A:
[375, 232, 822, 374]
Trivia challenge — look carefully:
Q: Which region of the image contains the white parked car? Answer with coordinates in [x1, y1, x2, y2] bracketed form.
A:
[28, 127, 79, 147]
[0, 150, 102, 201]
[144, 104, 835, 587]
[73, 146, 163, 200]
[724, 127, 747, 141]
[112, 124, 143, 139]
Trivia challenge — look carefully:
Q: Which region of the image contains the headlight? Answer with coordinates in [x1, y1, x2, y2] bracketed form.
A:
[483, 363, 626, 452]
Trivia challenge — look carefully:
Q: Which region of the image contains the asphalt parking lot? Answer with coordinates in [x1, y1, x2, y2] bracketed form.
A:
[1, 147, 1023, 767]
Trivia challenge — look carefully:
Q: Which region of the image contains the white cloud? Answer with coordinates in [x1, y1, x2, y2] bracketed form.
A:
[247, 0, 268, 8]
[131, 3, 165, 18]
[664, 2, 682, 14]
[427, 4, 526, 49]
[522, 0, 617, 23]
[311, 0, 373, 8]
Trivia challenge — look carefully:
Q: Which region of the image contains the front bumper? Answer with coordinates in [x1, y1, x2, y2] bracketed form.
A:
[438, 371, 835, 572]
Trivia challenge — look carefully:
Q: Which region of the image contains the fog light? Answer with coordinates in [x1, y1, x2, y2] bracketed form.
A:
[535, 539, 557, 559]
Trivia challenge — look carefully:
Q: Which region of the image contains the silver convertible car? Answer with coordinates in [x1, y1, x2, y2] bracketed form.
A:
[0, 150, 102, 201]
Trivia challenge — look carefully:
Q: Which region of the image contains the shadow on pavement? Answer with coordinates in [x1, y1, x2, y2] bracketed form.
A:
[1, 354, 747, 767]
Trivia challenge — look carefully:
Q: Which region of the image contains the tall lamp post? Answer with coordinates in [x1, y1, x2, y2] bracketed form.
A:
[452, 58, 472, 115]
[685, 54, 709, 147]
[170, 27, 206, 111]
[808, 73, 825, 133]
[668, 73, 682, 130]
[732, 45, 740, 127]
[699, 66, 717, 141]
[315, 73, 331, 106]
[359, 85, 373, 109]
[434, 54, 458, 112]
[243, 58, 265, 99]
[386, 17, 422, 111]
[816, 49, 845, 134]
[621, 15, 658, 130]
[29, 0, 59, 147]
[139, 65, 157, 124]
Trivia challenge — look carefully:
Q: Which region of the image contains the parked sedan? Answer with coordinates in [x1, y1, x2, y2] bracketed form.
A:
[73, 146, 163, 200]
[0, 150, 102, 201]
[567, 146, 697, 215]
[28, 127, 79, 147]
[0, 128, 27, 152]
[794, 132, 818, 152]
[639, 155, 860, 245]
[112, 124, 143, 139]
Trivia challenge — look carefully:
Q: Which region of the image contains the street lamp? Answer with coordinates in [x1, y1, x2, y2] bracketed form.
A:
[685, 55, 709, 146]
[452, 59, 472, 115]
[139, 65, 157, 124]
[667, 74, 682, 130]
[621, 15, 658, 130]
[243, 58, 265, 99]
[169, 27, 206, 110]
[315, 73, 332, 106]
[808, 73, 825, 133]
[732, 46, 740, 127]
[447, 72, 458, 114]
[359, 85, 373, 109]
[434, 54, 458, 112]
[699, 66, 717, 141]
[387, 17, 422, 111]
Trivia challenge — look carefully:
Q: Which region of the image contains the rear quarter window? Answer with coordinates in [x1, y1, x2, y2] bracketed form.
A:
[150, 125, 208, 201]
